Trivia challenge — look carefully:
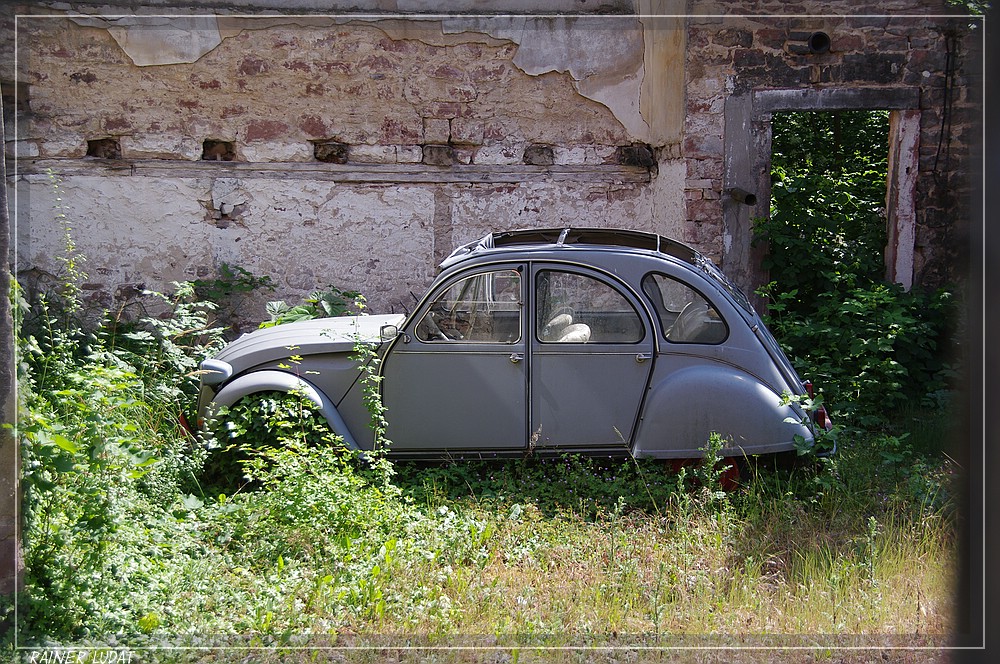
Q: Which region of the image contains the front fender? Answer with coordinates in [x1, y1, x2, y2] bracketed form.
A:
[207, 370, 361, 451]
[633, 363, 811, 458]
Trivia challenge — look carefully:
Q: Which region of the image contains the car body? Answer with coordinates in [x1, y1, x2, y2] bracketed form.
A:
[196, 228, 831, 460]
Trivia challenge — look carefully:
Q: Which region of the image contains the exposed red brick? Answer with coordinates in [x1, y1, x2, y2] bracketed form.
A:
[317, 61, 352, 75]
[237, 57, 269, 76]
[299, 115, 328, 137]
[378, 37, 416, 53]
[358, 54, 395, 71]
[103, 116, 131, 131]
[686, 198, 722, 223]
[246, 119, 288, 142]
[607, 186, 639, 202]
[470, 63, 507, 84]
[431, 64, 465, 81]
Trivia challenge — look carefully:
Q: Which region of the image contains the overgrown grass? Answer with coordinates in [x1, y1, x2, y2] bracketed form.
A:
[5, 179, 962, 659]
[8, 288, 961, 654]
[10, 357, 960, 653]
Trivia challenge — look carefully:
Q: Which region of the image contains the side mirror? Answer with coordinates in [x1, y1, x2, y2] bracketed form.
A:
[380, 324, 400, 342]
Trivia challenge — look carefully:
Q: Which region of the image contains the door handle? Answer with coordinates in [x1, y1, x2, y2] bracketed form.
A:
[510, 353, 524, 363]
[635, 353, 652, 363]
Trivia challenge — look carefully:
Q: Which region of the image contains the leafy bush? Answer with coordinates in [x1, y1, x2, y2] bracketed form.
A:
[756, 111, 958, 425]
[761, 279, 955, 424]
[261, 285, 363, 328]
[16, 281, 226, 639]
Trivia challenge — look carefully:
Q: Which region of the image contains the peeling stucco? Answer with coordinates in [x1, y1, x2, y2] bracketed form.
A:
[15, 172, 671, 320]
[442, 15, 652, 139]
[67, 13, 684, 145]
[71, 16, 224, 65]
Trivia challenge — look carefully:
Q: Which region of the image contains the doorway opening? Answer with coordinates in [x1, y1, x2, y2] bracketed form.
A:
[761, 109, 892, 304]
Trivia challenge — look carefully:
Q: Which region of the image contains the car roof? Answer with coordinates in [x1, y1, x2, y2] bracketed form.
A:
[439, 227, 700, 270]
[439, 227, 756, 316]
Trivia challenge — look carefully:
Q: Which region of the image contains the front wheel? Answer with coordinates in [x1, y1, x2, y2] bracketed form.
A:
[199, 391, 345, 492]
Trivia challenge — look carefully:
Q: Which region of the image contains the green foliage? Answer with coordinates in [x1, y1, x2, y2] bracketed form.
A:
[16, 171, 958, 647]
[690, 432, 732, 508]
[261, 285, 363, 328]
[200, 391, 339, 494]
[756, 111, 957, 425]
[397, 453, 685, 520]
[763, 280, 955, 424]
[16, 279, 227, 639]
[763, 110, 889, 308]
[192, 262, 275, 305]
[945, 0, 990, 15]
[205, 438, 404, 569]
[349, 296, 393, 458]
[192, 262, 275, 336]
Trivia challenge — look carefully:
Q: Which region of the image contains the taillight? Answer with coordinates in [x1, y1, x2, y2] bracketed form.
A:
[804, 380, 814, 398]
[813, 405, 833, 431]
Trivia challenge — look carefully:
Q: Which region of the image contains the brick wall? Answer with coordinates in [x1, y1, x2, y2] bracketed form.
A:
[682, 4, 982, 290]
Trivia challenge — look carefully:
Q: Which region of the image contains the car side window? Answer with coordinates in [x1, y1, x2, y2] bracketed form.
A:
[535, 270, 644, 343]
[415, 270, 522, 343]
[642, 273, 728, 344]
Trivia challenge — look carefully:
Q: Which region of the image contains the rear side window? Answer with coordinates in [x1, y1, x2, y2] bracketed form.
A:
[642, 273, 728, 344]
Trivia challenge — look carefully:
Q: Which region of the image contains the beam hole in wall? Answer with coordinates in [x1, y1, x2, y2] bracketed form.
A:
[523, 144, 554, 166]
[313, 140, 349, 164]
[786, 31, 833, 55]
[202, 140, 236, 161]
[616, 143, 656, 168]
[422, 144, 455, 166]
[86, 137, 121, 159]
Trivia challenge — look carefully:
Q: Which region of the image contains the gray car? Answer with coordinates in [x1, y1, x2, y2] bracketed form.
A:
[196, 228, 832, 460]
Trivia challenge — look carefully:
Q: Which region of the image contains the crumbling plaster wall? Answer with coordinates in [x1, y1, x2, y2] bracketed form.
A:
[9, 9, 688, 320]
[6, 1, 980, 323]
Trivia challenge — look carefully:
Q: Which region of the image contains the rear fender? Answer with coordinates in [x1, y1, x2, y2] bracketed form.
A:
[207, 370, 360, 451]
[633, 363, 811, 458]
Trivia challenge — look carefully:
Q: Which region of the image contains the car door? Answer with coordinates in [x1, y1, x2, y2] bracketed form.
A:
[529, 265, 654, 452]
[382, 265, 527, 451]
